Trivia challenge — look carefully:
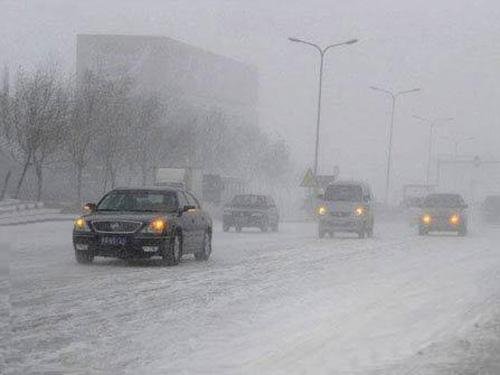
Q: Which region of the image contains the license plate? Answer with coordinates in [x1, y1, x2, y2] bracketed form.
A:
[100, 236, 127, 246]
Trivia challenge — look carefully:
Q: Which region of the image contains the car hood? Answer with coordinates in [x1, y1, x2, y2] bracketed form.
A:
[227, 207, 268, 213]
[323, 201, 363, 212]
[84, 211, 177, 222]
[421, 207, 464, 216]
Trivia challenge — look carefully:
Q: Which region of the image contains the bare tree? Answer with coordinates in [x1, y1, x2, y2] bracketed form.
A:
[67, 70, 103, 202]
[129, 94, 164, 186]
[92, 76, 133, 192]
[9, 66, 69, 200]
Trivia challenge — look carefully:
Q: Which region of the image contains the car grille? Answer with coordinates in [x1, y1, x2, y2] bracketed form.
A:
[330, 212, 351, 218]
[91, 221, 142, 233]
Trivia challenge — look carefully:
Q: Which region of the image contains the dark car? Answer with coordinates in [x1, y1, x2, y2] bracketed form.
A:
[482, 195, 500, 224]
[418, 193, 468, 236]
[222, 194, 279, 232]
[73, 187, 212, 266]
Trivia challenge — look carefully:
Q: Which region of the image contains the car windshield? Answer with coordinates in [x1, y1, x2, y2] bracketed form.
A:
[324, 185, 363, 202]
[231, 195, 267, 208]
[97, 190, 178, 212]
[423, 194, 464, 208]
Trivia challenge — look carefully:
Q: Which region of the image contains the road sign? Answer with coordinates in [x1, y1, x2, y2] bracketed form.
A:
[300, 168, 316, 187]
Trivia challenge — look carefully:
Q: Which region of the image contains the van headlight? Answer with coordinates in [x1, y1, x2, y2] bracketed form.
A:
[354, 206, 365, 216]
[317, 206, 328, 216]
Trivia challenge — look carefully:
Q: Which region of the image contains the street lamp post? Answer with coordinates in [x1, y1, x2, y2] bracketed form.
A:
[370, 86, 420, 204]
[413, 115, 453, 184]
[289, 37, 358, 177]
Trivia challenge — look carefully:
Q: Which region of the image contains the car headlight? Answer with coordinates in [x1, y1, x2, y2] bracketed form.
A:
[354, 206, 365, 216]
[421, 214, 432, 225]
[317, 205, 328, 216]
[74, 217, 91, 232]
[141, 217, 168, 234]
[449, 214, 461, 226]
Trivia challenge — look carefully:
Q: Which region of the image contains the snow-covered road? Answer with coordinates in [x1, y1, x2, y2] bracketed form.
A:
[2, 220, 500, 374]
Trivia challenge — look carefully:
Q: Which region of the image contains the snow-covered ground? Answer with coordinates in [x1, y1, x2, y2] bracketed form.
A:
[2, 219, 500, 374]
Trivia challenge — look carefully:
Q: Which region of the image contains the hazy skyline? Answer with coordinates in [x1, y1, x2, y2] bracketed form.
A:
[2, 0, 500, 198]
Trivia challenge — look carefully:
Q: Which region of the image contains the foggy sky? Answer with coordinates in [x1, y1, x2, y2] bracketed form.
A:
[2, 0, 500, 198]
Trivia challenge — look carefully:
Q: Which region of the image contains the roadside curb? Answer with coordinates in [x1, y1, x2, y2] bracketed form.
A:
[0, 215, 75, 227]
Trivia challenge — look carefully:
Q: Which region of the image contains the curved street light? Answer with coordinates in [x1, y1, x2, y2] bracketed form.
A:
[413, 115, 454, 184]
[370, 86, 421, 204]
[289, 37, 358, 177]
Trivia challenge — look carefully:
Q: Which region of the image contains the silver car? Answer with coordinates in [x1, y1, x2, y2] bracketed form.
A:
[317, 181, 375, 238]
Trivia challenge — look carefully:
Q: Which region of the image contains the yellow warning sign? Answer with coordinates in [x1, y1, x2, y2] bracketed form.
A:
[300, 168, 316, 187]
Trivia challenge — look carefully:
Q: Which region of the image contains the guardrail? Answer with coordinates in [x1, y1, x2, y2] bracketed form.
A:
[0, 200, 74, 226]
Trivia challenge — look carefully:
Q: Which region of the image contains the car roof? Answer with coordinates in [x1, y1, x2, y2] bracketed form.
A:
[112, 186, 182, 193]
[327, 181, 371, 191]
[234, 194, 266, 198]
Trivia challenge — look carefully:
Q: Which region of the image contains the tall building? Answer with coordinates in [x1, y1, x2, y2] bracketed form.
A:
[76, 34, 258, 126]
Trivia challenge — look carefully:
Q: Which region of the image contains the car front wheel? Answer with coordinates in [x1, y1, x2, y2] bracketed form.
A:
[418, 226, 428, 236]
[162, 233, 182, 266]
[75, 250, 94, 264]
[195, 231, 212, 261]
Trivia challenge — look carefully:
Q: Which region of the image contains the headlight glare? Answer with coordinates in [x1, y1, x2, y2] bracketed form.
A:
[74, 217, 90, 232]
[421, 214, 432, 225]
[449, 214, 460, 225]
[317, 206, 328, 216]
[355, 206, 365, 216]
[142, 217, 168, 234]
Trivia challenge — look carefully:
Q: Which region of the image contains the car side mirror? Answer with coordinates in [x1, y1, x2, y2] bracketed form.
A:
[83, 202, 96, 213]
[317, 194, 324, 200]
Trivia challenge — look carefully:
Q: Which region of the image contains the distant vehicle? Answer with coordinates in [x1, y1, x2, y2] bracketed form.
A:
[155, 167, 203, 198]
[418, 193, 468, 236]
[72, 187, 212, 266]
[481, 195, 500, 223]
[316, 181, 375, 238]
[222, 194, 279, 232]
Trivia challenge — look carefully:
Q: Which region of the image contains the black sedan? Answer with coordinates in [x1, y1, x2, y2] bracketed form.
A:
[73, 187, 212, 266]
